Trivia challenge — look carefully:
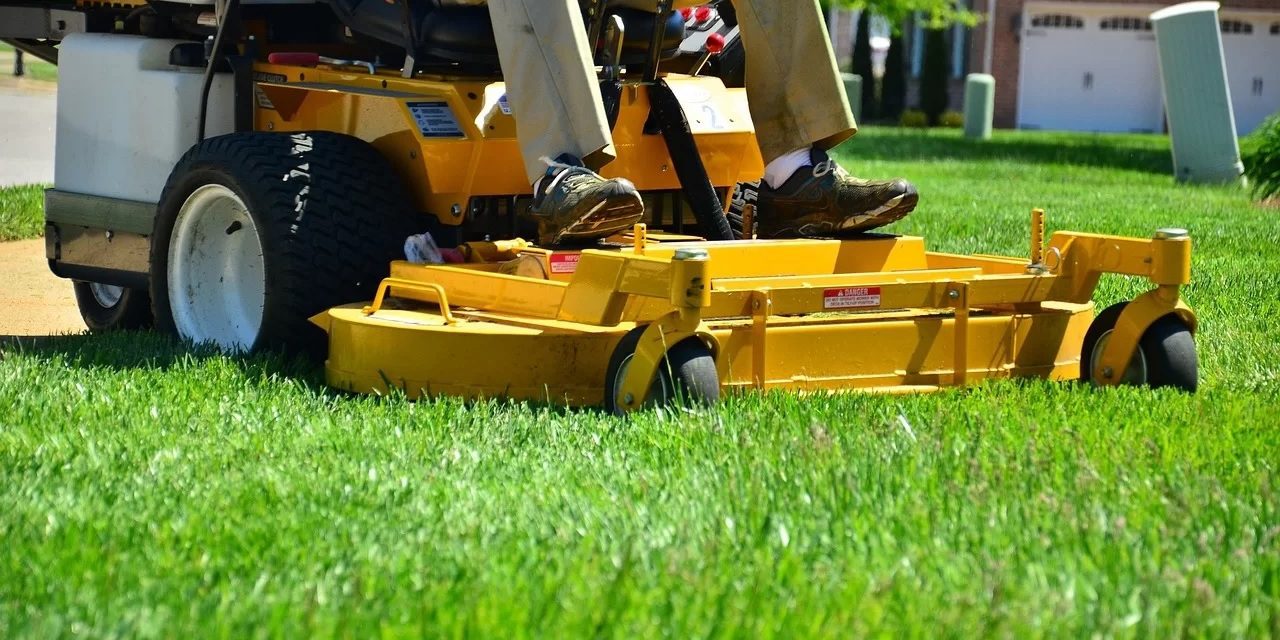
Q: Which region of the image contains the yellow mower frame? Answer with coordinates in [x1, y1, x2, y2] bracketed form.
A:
[245, 60, 1195, 410]
[311, 211, 1196, 410]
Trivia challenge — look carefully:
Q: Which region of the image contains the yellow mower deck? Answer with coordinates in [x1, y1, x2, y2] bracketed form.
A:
[311, 215, 1195, 409]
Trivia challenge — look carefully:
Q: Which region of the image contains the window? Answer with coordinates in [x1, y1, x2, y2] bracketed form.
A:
[1220, 19, 1253, 35]
[1100, 16, 1152, 31]
[1030, 14, 1084, 29]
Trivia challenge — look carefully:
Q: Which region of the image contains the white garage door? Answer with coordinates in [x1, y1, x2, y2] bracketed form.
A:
[1220, 16, 1280, 135]
[1018, 7, 1165, 133]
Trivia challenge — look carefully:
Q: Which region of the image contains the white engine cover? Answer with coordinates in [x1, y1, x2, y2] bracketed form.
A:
[55, 33, 235, 204]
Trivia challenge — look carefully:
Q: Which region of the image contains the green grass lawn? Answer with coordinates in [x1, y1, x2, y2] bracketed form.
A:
[1, 128, 1277, 637]
[0, 184, 46, 241]
[0, 42, 58, 83]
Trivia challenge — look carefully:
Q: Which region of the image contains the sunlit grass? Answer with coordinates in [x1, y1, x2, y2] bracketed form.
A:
[1, 128, 1277, 637]
[0, 184, 45, 241]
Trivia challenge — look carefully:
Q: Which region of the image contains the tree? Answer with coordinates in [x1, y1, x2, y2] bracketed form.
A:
[819, 0, 975, 30]
[919, 26, 949, 125]
[851, 10, 877, 121]
[880, 31, 906, 121]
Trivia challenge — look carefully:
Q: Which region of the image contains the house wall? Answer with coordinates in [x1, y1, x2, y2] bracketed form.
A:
[967, 0, 1280, 127]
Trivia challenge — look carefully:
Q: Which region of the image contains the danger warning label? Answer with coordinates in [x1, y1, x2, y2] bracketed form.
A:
[549, 253, 581, 274]
[823, 286, 881, 310]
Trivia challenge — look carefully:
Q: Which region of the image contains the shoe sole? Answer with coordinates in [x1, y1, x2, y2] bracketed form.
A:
[551, 190, 645, 244]
[834, 190, 919, 235]
[756, 185, 921, 240]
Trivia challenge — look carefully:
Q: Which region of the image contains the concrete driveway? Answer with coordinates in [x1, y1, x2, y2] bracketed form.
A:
[0, 78, 56, 188]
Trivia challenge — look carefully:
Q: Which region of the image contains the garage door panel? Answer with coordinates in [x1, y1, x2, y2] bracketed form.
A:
[1018, 8, 1164, 133]
[1222, 16, 1280, 135]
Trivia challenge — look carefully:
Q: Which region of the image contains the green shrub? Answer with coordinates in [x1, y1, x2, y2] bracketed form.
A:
[939, 110, 964, 128]
[852, 11, 878, 121]
[1242, 112, 1280, 201]
[880, 33, 907, 121]
[899, 109, 928, 128]
[919, 27, 949, 126]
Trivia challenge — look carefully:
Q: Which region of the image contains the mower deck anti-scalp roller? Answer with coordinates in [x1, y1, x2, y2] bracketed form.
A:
[312, 212, 1198, 412]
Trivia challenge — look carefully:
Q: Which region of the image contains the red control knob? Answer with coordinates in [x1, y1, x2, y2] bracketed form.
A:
[705, 32, 725, 54]
[679, 7, 694, 20]
[694, 6, 713, 22]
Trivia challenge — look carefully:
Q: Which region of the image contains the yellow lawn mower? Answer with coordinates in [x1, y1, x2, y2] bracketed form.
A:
[0, 0, 1197, 413]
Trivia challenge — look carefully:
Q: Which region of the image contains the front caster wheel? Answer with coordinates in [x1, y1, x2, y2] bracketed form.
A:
[1081, 301, 1198, 392]
[603, 325, 719, 415]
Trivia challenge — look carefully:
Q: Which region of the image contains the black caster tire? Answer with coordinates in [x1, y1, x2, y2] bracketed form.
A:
[604, 325, 720, 414]
[72, 281, 153, 332]
[1081, 301, 1198, 392]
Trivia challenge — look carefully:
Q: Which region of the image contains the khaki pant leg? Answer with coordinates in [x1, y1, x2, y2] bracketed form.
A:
[488, 0, 615, 183]
[735, 0, 857, 163]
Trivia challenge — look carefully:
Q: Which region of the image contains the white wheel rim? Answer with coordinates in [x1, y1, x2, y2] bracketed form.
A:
[1090, 329, 1148, 385]
[167, 184, 266, 352]
[89, 282, 124, 308]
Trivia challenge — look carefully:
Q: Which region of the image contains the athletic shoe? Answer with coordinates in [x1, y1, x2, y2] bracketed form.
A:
[754, 149, 918, 239]
[531, 154, 644, 246]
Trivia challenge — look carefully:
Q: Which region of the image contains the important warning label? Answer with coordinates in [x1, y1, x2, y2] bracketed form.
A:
[407, 101, 464, 138]
[823, 286, 882, 310]
[549, 253, 581, 274]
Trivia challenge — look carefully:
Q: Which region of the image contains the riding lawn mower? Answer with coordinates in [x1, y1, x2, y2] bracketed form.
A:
[0, 0, 1198, 412]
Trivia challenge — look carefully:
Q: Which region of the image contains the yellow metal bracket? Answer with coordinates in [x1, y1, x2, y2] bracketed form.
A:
[363, 278, 457, 325]
[1091, 285, 1196, 385]
[614, 248, 717, 412]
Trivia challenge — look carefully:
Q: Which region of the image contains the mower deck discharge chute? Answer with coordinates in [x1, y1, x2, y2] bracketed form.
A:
[312, 212, 1197, 412]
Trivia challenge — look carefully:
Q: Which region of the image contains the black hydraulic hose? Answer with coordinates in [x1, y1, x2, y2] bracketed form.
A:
[648, 79, 735, 242]
[198, 0, 241, 143]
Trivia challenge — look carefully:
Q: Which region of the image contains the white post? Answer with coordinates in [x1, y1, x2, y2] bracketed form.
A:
[1151, 1, 1244, 184]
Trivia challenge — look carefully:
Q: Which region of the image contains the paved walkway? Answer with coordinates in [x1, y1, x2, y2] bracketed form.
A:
[0, 74, 56, 188]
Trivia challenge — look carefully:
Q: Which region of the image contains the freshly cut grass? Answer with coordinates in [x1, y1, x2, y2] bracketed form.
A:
[1, 128, 1278, 637]
[0, 183, 46, 241]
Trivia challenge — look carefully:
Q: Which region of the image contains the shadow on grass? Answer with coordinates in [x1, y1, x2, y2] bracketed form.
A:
[839, 128, 1173, 175]
[0, 331, 603, 416]
[0, 331, 330, 392]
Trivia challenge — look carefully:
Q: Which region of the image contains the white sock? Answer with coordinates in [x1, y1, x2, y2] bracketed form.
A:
[762, 146, 813, 189]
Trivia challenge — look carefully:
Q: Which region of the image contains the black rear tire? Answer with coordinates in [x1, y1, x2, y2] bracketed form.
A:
[726, 180, 759, 240]
[71, 281, 152, 332]
[604, 325, 720, 414]
[1081, 301, 1198, 392]
[150, 131, 419, 353]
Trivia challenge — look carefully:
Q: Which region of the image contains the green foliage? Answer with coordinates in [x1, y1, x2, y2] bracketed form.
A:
[1241, 111, 1280, 201]
[939, 109, 964, 128]
[880, 33, 907, 121]
[0, 184, 46, 241]
[3, 129, 1279, 636]
[899, 108, 928, 128]
[852, 11, 877, 121]
[919, 27, 949, 126]
[820, 0, 976, 28]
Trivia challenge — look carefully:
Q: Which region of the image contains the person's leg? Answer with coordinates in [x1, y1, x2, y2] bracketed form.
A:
[735, 0, 856, 163]
[736, 0, 918, 238]
[488, 0, 643, 244]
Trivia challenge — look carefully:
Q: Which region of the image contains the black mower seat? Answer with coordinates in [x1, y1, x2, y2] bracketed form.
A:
[327, 0, 688, 67]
